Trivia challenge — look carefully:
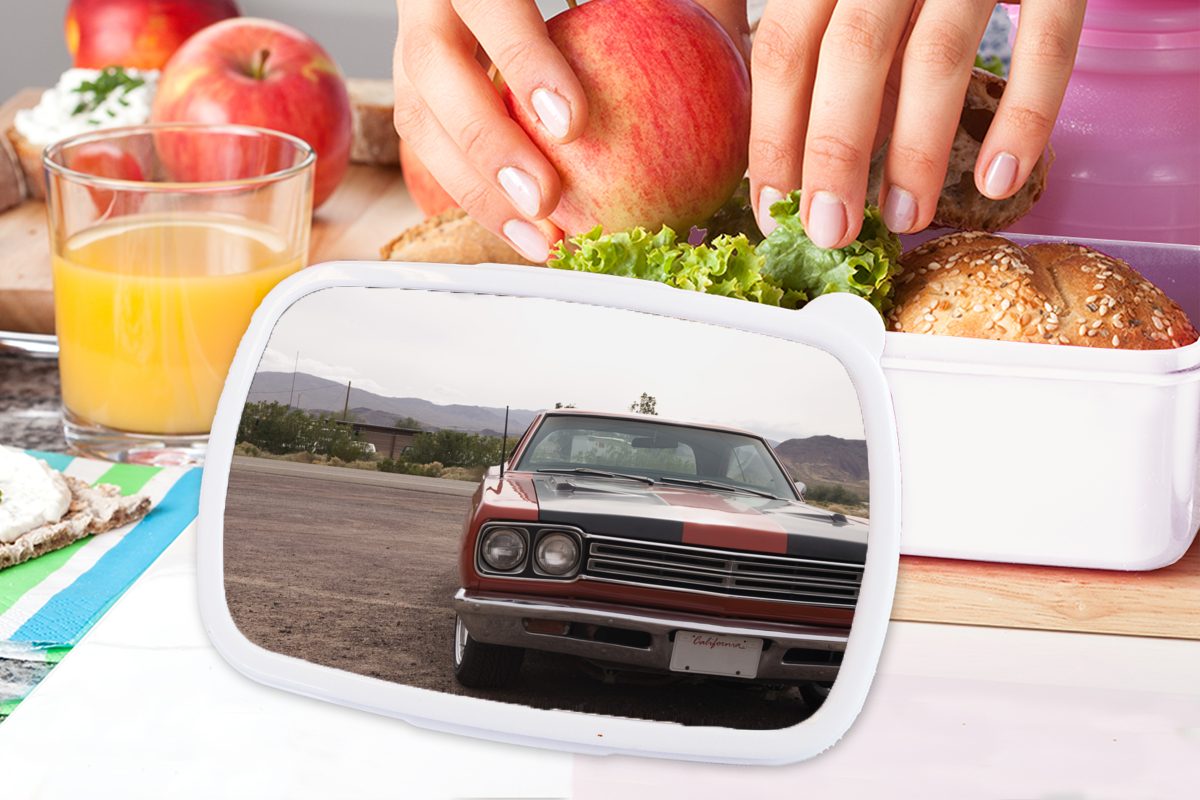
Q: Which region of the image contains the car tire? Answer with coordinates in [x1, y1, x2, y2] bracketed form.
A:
[800, 681, 832, 710]
[453, 614, 525, 688]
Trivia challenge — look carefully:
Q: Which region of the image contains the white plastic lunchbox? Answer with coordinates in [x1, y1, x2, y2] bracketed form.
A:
[883, 233, 1199, 570]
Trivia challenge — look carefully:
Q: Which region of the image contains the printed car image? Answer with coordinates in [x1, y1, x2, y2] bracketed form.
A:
[224, 289, 874, 728]
[454, 410, 868, 698]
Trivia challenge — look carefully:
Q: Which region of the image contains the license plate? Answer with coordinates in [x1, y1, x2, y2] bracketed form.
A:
[669, 630, 763, 679]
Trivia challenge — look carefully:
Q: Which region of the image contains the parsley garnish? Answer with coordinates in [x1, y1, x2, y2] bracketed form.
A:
[71, 67, 145, 116]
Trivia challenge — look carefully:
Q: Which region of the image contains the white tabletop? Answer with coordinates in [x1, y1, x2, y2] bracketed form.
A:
[0, 524, 1196, 799]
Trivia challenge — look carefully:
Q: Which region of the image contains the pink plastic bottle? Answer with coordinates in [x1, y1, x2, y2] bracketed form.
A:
[1006, 1, 1200, 245]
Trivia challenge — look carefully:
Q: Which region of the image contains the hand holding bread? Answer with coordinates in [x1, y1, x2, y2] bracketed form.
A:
[749, 1, 1084, 248]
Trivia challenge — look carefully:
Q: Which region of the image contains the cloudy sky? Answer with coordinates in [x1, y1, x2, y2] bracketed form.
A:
[255, 288, 866, 442]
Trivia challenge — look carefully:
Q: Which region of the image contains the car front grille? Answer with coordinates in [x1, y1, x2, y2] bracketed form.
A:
[583, 537, 863, 607]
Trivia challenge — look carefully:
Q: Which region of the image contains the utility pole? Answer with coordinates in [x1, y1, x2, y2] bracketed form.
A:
[342, 380, 352, 420]
[287, 351, 299, 408]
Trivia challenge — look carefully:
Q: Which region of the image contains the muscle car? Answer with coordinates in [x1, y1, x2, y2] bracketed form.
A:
[452, 410, 867, 697]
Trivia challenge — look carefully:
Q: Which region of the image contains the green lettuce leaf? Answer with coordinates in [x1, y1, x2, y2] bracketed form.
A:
[974, 54, 1006, 78]
[757, 191, 902, 313]
[549, 227, 787, 306]
[549, 190, 901, 314]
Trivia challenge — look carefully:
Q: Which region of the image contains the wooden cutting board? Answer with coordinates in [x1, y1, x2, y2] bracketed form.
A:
[893, 536, 1200, 640]
[0, 88, 421, 335]
[2, 92, 1196, 641]
[0, 90, 54, 334]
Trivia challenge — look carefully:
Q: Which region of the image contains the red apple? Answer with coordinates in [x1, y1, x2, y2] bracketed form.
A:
[399, 139, 458, 218]
[151, 18, 351, 208]
[66, 0, 240, 70]
[70, 140, 146, 214]
[502, 0, 750, 235]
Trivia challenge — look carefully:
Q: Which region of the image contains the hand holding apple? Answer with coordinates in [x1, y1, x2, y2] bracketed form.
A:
[393, 0, 749, 261]
[151, 18, 352, 208]
[66, 0, 240, 70]
[503, 0, 750, 236]
[399, 140, 458, 218]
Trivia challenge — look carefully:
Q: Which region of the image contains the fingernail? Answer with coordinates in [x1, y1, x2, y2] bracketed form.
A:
[503, 218, 550, 262]
[882, 185, 917, 232]
[531, 88, 571, 139]
[807, 191, 847, 249]
[757, 186, 783, 236]
[498, 166, 541, 218]
[983, 151, 1019, 199]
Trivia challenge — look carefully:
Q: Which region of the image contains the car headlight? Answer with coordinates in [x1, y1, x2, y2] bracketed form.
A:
[534, 531, 580, 576]
[480, 527, 526, 572]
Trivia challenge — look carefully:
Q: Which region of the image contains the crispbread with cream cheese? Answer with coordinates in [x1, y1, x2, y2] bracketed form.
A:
[0, 476, 151, 571]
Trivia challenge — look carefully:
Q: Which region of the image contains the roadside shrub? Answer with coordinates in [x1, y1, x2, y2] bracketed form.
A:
[439, 466, 485, 482]
[234, 442, 262, 457]
[237, 401, 371, 461]
[378, 459, 443, 477]
[404, 430, 503, 468]
[805, 483, 865, 506]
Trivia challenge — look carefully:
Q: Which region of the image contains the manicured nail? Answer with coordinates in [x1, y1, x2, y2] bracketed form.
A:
[757, 186, 783, 236]
[498, 166, 541, 218]
[531, 88, 571, 139]
[807, 191, 847, 249]
[983, 151, 1019, 199]
[503, 218, 550, 262]
[882, 185, 917, 232]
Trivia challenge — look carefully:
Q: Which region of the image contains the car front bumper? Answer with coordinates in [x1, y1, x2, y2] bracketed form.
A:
[453, 589, 848, 682]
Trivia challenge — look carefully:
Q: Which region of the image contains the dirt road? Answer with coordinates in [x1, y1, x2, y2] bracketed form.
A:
[224, 458, 816, 729]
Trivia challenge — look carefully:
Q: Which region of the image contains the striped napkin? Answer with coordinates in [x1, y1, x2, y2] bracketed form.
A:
[0, 451, 200, 715]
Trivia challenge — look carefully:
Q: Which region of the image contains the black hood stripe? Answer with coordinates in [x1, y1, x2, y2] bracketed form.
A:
[537, 509, 684, 545]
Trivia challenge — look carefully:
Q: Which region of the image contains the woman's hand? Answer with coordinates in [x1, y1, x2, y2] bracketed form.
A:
[393, 0, 748, 262]
[749, 0, 1085, 247]
[393, 0, 590, 262]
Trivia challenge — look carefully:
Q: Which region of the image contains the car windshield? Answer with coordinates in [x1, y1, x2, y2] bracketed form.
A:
[515, 415, 797, 500]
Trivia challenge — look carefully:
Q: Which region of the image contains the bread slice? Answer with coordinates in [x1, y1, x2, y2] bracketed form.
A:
[0, 128, 26, 212]
[347, 78, 400, 167]
[867, 68, 1051, 232]
[888, 231, 1199, 349]
[0, 477, 151, 571]
[5, 126, 44, 200]
[381, 209, 538, 266]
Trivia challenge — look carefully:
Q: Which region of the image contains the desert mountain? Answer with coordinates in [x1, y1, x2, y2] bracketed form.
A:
[773, 435, 869, 494]
[247, 372, 539, 434]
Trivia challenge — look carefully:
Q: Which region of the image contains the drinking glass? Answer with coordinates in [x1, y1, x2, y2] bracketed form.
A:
[44, 123, 314, 465]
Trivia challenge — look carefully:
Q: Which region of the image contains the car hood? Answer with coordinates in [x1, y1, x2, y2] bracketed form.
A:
[528, 474, 867, 564]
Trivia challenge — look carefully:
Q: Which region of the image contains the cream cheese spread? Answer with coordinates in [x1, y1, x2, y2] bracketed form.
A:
[14, 67, 158, 147]
[0, 446, 72, 543]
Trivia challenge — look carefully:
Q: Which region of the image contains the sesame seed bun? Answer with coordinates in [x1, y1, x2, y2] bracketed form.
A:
[888, 232, 1199, 350]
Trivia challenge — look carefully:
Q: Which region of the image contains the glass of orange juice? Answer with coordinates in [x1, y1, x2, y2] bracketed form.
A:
[44, 123, 314, 465]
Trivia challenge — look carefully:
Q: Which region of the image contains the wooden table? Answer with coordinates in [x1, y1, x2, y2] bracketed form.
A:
[3, 90, 1196, 643]
[893, 537, 1200, 640]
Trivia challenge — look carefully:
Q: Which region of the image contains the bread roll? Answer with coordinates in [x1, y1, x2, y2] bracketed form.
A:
[889, 231, 1198, 350]
[381, 209, 537, 266]
[347, 78, 400, 167]
[5, 127, 43, 200]
[867, 68, 1051, 232]
[0, 129, 26, 212]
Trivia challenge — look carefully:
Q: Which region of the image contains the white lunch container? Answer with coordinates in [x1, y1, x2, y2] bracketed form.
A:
[883, 233, 1200, 570]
